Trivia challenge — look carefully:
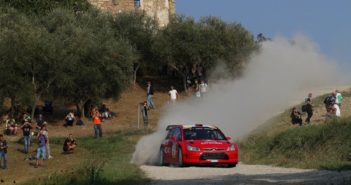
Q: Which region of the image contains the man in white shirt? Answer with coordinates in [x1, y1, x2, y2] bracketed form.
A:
[169, 86, 179, 104]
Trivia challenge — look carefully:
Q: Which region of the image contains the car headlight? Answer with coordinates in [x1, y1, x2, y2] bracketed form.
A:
[186, 144, 200, 151]
[227, 144, 235, 151]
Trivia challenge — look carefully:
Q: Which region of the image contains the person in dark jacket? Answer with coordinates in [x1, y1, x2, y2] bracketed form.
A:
[0, 134, 8, 169]
[304, 93, 314, 124]
[290, 107, 302, 126]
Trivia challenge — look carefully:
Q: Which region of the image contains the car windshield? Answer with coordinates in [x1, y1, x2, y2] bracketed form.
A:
[184, 127, 226, 140]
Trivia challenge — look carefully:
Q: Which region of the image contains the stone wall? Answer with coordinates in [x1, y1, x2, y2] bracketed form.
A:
[88, 0, 176, 26]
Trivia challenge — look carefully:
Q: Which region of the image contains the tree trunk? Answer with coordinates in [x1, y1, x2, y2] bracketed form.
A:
[76, 100, 85, 118]
[31, 93, 41, 119]
[182, 76, 188, 93]
[10, 96, 15, 118]
[133, 63, 140, 88]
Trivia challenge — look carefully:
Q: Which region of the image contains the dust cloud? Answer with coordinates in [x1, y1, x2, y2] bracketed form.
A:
[131, 35, 350, 165]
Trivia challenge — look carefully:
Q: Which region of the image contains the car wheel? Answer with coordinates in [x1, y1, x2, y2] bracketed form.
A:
[159, 148, 165, 166]
[177, 148, 184, 167]
[227, 163, 237, 168]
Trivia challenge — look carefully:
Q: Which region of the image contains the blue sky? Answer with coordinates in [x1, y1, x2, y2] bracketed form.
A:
[176, 0, 351, 65]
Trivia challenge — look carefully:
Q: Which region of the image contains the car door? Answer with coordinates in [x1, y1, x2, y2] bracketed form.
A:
[162, 128, 176, 163]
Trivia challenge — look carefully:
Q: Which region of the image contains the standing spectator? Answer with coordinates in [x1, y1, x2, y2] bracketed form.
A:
[141, 101, 149, 129]
[35, 130, 47, 168]
[63, 134, 77, 153]
[41, 125, 53, 159]
[20, 121, 33, 154]
[64, 112, 75, 127]
[36, 114, 45, 130]
[290, 107, 302, 126]
[333, 103, 341, 117]
[168, 85, 179, 104]
[92, 109, 102, 138]
[0, 134, 8, 169]
[146, 81, 155, 109]
[22, 112, 31, 123]
[199, 80, 208, 97]
[323, 93, 336, 113]
[304, 98, 313, 124]
[335, 90, 343, 108]
[194, 80, 201, 98]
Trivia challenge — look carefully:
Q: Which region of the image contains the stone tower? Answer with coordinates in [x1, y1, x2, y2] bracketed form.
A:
[88, 0, 176, 26]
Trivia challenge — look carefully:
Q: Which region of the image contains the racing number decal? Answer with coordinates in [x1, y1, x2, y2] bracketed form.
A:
[171, 142, 177, 159]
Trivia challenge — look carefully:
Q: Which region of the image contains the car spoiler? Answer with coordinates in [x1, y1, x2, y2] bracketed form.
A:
[166, 125, 178, 131]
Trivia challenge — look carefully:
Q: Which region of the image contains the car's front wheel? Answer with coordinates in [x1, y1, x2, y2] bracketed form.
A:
[177, 148, 184, 167]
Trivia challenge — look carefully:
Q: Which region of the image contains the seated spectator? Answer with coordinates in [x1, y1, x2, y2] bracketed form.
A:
[64, 112, 75, 127]
[290, 107, 302, 126]
[6, 118, 18, 135]
[99, 104, 111, 119]
[76, 116, 84, 126]
[63, 134, 77, 153]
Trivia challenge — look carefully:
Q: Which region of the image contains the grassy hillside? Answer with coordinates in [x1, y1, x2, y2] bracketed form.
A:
[239, 89, 351, 170]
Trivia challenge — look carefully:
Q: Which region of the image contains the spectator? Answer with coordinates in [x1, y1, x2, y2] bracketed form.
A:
[63, 134, 77, 153]
[199, 80, 208, 97]
[146, 81, 155, 109]
[0, 134, 8, 169]
[22, 112, 31, 123]
[290, 107, 302, 126]
[304, 93, 314, 124]
[43, 100, 53, 114]
[194, 80, 201, 98]
[168, 85, 179, 104]
[35, 130, 47, 168]
[41, 125, 53, 159]
[99, 104, 111, 119]
[76, 116, 84, 126]
[304, 99, 313, 124]
[323, 93, 336, 113]
[92, 109, 102, 138]
[36, 114, 45, 130]
[333, 103, 341, 117]
[7, 117, 18, 135]
[141, 101, 149, 129]
[20, 121, 33, 154]
[64, 112, 75, 127]
[335, 90, 343, 108]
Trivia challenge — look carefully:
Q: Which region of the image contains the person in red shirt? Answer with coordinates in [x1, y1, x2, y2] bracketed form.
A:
[92, 109, 102, 138]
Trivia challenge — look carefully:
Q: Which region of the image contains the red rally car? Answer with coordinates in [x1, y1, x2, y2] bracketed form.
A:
[159, 124, 239, 167]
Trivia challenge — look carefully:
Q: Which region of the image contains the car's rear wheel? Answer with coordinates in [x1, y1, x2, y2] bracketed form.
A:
[159, 148, 165, 166]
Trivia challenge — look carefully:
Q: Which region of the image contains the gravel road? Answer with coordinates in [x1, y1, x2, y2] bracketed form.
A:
[141, 163, 351, 185]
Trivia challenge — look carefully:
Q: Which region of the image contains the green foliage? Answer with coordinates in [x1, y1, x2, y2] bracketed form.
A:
[0, 0, 91, 15]
[239, 118, 351, 170]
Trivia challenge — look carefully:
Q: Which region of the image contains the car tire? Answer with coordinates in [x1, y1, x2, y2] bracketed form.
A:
[227, 163, 237, 168]
[159, 148, 165, 166]
[177, 148, 185, 167]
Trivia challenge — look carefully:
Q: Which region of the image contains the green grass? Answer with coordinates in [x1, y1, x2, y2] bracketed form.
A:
[23, 129, 151, 185]
[239, 118, 351, 170]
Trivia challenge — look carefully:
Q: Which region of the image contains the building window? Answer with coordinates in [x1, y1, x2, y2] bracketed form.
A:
[134, 0, 141, 8]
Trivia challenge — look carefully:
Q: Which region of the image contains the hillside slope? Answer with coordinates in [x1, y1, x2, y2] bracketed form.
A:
[239, 89, 351, 170]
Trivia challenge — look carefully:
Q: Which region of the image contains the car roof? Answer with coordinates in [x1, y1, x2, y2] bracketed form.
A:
[166, 124, 218, 131]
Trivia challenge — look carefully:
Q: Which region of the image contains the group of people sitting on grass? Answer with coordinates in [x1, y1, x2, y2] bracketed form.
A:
[64, 104, 111, 127]
[290, 90, 343, 126]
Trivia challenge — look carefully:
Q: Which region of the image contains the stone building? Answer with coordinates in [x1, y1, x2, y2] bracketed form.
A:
[88, 0, 176, 26]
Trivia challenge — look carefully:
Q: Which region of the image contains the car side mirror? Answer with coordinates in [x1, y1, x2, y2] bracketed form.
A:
[226, 136, 232, 141]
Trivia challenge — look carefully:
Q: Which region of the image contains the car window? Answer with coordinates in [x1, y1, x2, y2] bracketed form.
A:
[184, 127, 226, 140]
[174, 127, 182, 141]
[166, 128, 175, 139]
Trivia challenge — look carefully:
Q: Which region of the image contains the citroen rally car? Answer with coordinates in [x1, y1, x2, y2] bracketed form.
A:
[159, 124, 239, 167]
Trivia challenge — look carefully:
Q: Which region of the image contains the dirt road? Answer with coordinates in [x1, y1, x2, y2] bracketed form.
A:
[141, 163, 351, 185]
